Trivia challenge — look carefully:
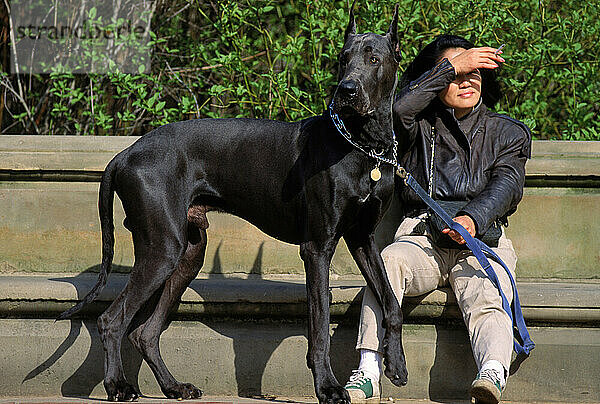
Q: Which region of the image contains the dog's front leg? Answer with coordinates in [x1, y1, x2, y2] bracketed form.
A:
[300, 241, 350, 404]
[344, 229, 408, 387]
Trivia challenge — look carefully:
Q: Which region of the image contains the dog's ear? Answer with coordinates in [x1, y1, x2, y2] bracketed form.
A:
[386, 4, 401, 63]
[344, 0, 357, 43]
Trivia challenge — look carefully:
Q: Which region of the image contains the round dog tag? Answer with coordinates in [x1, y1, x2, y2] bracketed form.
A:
[370, 167, 382, 181]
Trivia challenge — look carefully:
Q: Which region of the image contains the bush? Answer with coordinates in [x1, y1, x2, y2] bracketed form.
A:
[1, 0, 599, 139]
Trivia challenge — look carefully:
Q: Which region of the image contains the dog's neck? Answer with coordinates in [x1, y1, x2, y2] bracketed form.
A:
[337, 101, 395, 154]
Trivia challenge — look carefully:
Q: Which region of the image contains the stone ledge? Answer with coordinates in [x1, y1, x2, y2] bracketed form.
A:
[2, 137, 600, 280]
[2, 137, 600, 179]
[1, 274, 599, 325]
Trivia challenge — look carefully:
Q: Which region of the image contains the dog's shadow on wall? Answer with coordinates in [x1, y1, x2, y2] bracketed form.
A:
[427, 313, 476, 401]
[22, 242, 359, 399]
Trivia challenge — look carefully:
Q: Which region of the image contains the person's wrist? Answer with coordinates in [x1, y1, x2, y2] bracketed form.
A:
[444, 57, 458, 74]
[448, 57, 469, 76]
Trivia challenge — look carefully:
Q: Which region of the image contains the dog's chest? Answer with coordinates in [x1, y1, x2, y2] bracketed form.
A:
[354, 168, 394, 205]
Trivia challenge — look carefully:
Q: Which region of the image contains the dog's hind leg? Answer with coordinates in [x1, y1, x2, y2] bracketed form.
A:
[128, 222, 207, 399]
[98, 228, 187, 402]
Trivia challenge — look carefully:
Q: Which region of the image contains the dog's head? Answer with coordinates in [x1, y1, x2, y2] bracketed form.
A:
[332, 2, 401, 118]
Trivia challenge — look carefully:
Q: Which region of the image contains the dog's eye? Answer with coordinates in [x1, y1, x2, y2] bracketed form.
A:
[369, 56, 379, 65]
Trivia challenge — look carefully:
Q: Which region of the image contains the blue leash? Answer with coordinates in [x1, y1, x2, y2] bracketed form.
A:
[400, 169, 535, 355]
[328, 106, 534, 355]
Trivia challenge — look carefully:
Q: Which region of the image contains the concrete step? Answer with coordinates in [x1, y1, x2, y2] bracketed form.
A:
[1, 318, 598, 402]
[0, 274, 599, 402]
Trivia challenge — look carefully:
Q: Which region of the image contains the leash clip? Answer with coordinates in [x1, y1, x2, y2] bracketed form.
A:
[395, 166, 408, 182]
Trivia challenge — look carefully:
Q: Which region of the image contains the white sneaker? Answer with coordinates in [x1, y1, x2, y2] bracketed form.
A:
[344, 369, 380, 403]
[470, 367, 505, 404]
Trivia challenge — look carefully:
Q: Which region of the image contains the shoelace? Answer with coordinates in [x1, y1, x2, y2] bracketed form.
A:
[346, 370, 367, 385]
[479, 368, 504, 389]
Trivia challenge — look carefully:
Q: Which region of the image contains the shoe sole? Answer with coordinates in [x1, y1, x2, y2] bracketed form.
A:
[470, 379, 501, 404]
[347, 389, 380, 404]
[348, 396, 380, 404]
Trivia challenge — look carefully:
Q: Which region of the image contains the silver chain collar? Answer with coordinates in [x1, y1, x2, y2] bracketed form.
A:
[328, 103, 399, 169]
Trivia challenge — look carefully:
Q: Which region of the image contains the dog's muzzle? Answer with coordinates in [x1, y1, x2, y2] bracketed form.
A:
[333, 79, 369, 116]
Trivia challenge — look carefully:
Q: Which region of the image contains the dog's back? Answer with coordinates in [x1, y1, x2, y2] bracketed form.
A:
[111, 115, 359, 243]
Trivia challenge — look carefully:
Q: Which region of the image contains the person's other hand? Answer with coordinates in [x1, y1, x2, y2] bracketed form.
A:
[448, 47, 505, 76]
[442, 215, 476, 245]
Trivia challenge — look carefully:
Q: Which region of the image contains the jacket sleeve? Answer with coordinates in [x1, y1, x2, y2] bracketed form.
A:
[393, 58, 456, 148]
[459, 121, 532, 235]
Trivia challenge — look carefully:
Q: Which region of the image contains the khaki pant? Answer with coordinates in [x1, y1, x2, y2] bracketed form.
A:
[356, 215, 517, 371]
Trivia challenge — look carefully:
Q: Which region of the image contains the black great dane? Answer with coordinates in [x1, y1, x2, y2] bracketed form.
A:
[58, 4, 408, 403]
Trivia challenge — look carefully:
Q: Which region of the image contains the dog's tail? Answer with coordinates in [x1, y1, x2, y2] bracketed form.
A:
[57, 159, 118, 321]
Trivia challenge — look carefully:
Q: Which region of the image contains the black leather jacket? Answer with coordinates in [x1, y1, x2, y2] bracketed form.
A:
[393, 58, 532, 236]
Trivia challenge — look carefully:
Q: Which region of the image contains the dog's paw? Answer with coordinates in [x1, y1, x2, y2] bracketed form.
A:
[317, 383, 351, 404]
[105, 380, 139, 402]
[163, 382, 203, 400]
[384, 364, 408, 387]
[383, 334, 408, 386]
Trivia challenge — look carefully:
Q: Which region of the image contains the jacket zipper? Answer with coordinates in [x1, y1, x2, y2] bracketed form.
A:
[465, 122, 484, 192]
[428, 126, 436, 197]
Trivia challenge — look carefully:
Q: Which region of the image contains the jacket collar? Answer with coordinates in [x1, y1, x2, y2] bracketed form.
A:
[452, 97, 483, 121]
[435, 99, 487, 149]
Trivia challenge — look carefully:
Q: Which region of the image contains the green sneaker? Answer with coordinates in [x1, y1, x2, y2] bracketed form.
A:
[344, 370, 380, 403]
[470, 368, 504, 404]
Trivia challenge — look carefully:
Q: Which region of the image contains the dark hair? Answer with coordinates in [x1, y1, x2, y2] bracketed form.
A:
[399, 34, 502, 108]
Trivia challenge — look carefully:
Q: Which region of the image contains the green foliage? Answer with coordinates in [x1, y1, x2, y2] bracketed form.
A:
[1, 0, 599, 139]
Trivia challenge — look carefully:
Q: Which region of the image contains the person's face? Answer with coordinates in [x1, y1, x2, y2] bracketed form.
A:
[438, 47, 482, 118]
